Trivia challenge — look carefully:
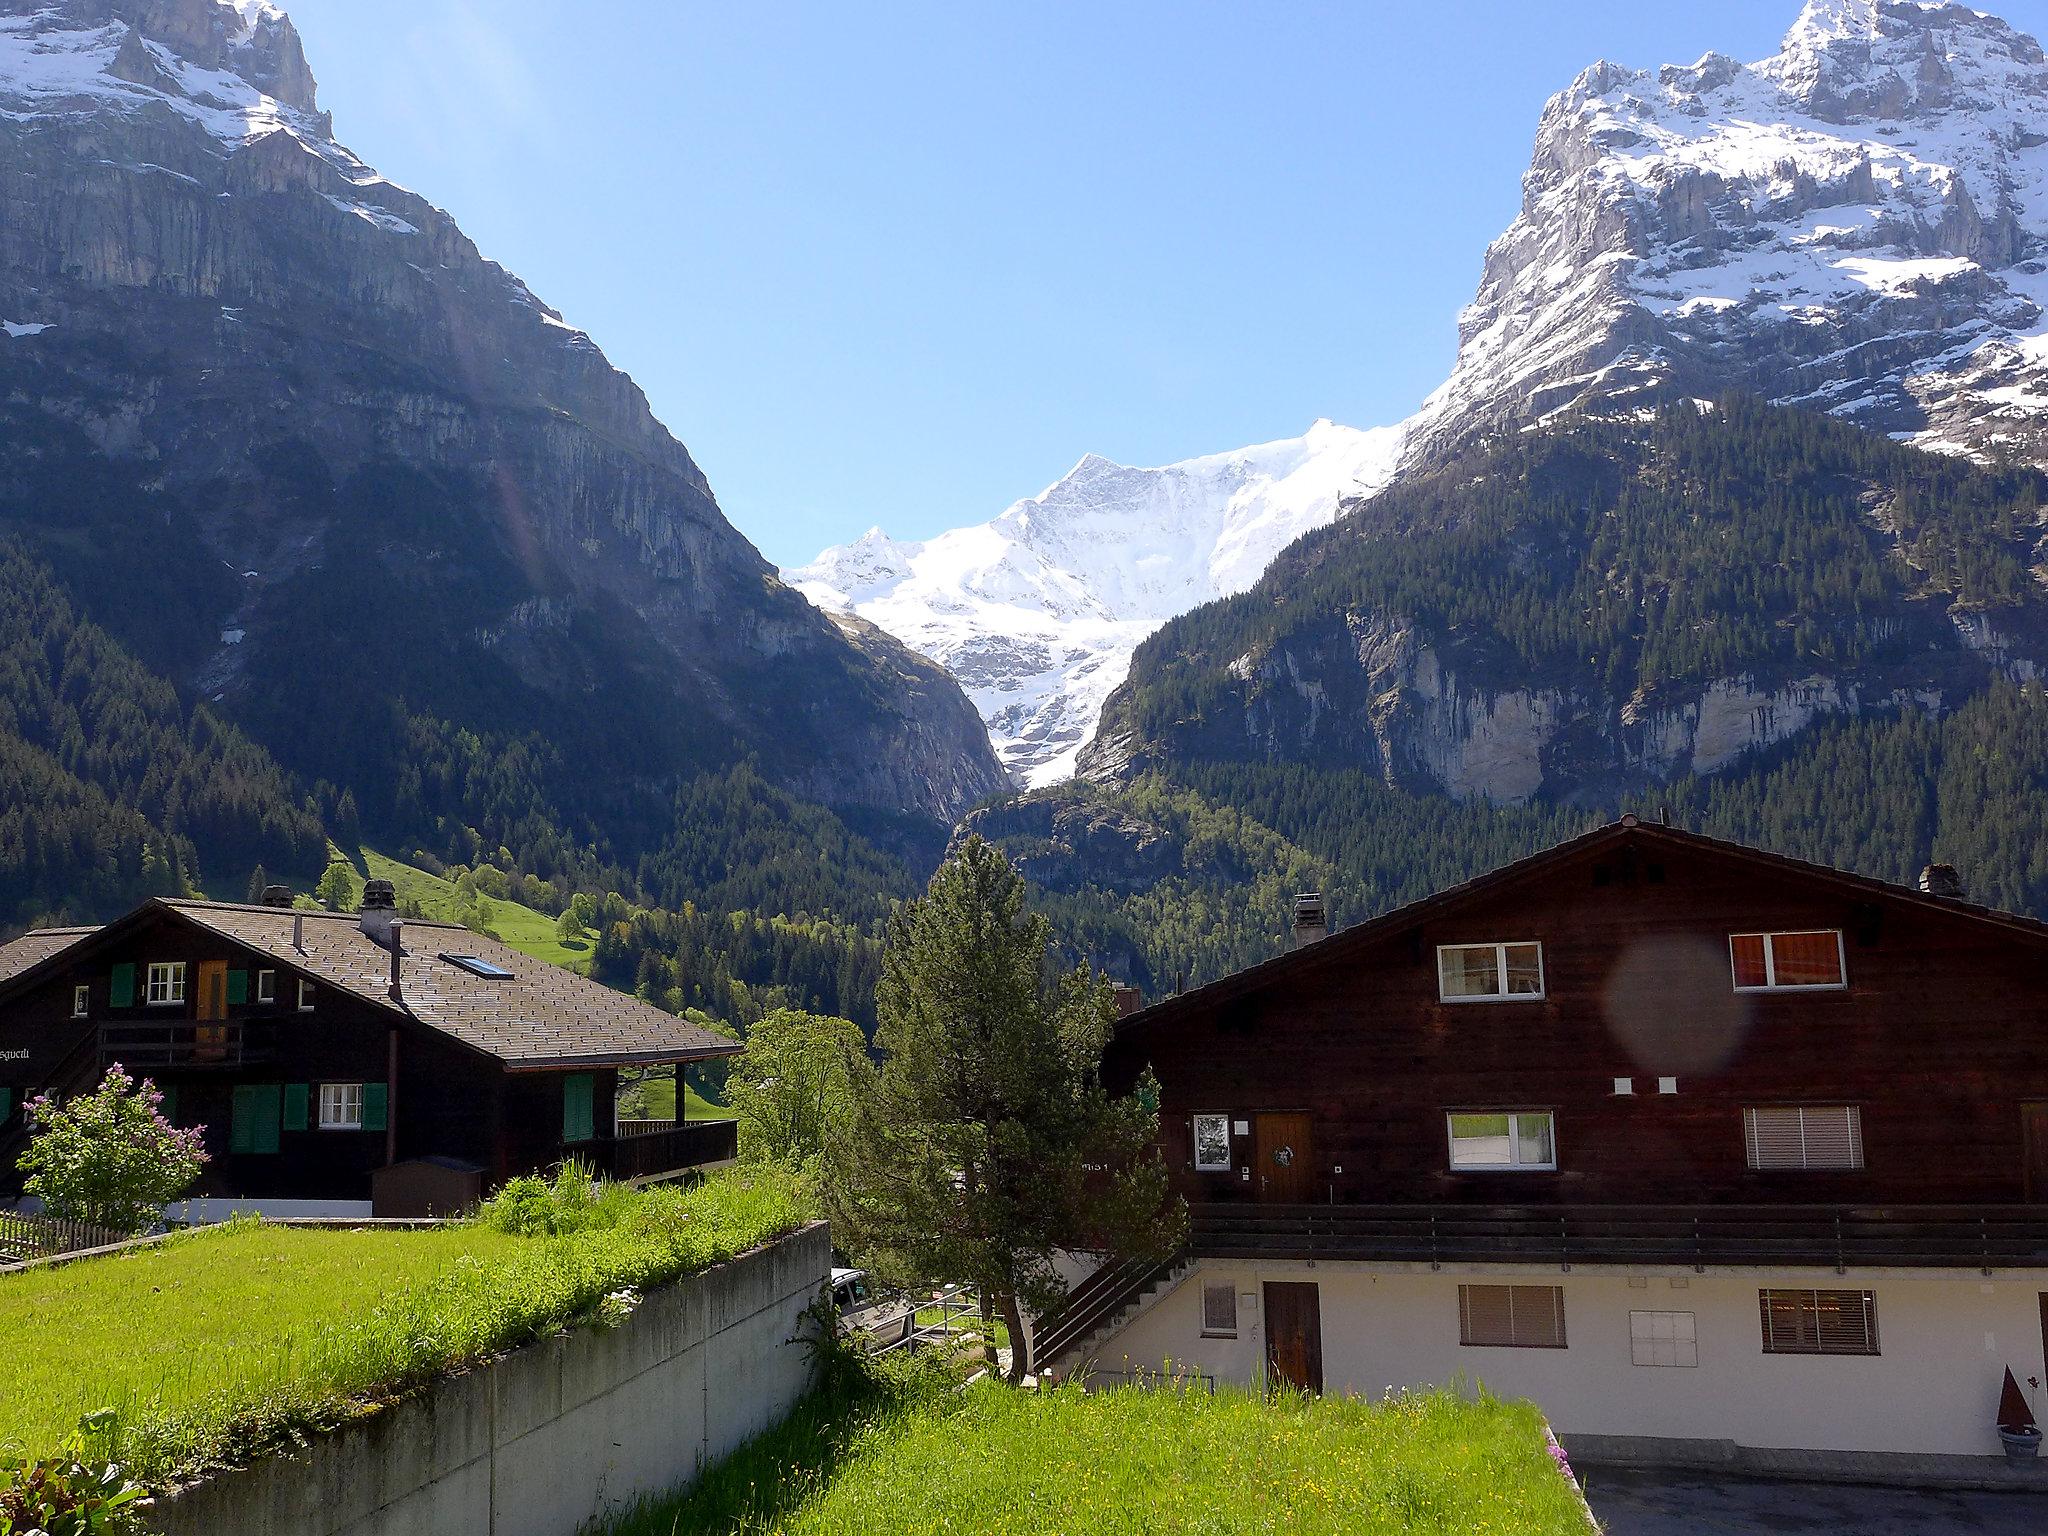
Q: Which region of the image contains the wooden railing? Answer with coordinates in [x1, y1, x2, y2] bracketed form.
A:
[1190, 1202, 2048, 1274]
[1032, 1252, 1185, 1367]
[617, 1118, 678, 1138]
[98, 1021, 272, 1069]
[570, 1120, 739, 1183]
[0, 1211, 129, 1264]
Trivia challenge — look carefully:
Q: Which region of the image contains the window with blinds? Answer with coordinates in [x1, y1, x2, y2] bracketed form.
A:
[1759, 1289, 1879, 1355]
[1458, 1284, 1566, 1348]
[1729, 930, 1845, 991]
[1744, 1106, 1863, 1170]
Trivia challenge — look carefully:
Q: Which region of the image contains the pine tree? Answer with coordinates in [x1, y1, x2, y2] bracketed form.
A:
[827, 837, 1182, 1383]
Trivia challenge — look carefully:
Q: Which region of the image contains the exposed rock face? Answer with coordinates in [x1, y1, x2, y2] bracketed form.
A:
[1407, 0, 2048, 469]
[787, 420, 1404, 787]
[0, 0, 1004, 826]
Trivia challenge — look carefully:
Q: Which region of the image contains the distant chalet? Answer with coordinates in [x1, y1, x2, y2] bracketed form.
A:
[0, 882, 738, 1215]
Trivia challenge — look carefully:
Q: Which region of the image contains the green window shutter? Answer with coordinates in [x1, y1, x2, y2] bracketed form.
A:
[226, 970, 248, 1006]
[232, 1086, 282, 1154]
[563, 1074, 595, 1144]
[109, 963, 135, 1008]
[158, 1085, 176, 1124]
[0, 1086, 13, 1122]
[230, 1085, 257, 1154]
[362, 1081, 388, 1133]
[282, 1083, 309, 1132]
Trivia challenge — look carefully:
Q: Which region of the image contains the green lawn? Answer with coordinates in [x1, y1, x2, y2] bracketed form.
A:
[618, 1071, 728, 1122]
[605, 1357, 1590, 1536]
[0, 1167, 810, 1484]
[357, 849, 592, 972]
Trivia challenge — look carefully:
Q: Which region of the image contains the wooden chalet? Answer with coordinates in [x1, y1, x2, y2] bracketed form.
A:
[1035, 818, 2048, 1465]
[0, 881, 739, 1215]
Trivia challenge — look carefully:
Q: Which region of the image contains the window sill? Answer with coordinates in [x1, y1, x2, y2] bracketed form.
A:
[1200, 1332, 1238, 1340]
[1439, 994, 1547, 1005]
[317, 1124, 365, 1132]
[1448, 1166, 1558, 1174]
[1733, 984, 1847, 995]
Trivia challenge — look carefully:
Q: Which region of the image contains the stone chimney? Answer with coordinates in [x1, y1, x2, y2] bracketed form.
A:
[1918, 863, 1964, 899]
[359, 877, 400, 948]
[1292, 892, 1328, 950]
[260, 883, 294, 908]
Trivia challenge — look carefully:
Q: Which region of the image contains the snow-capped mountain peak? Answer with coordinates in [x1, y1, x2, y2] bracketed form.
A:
[1407, 0, 2048, 467]
[787, 420, 1405, 785]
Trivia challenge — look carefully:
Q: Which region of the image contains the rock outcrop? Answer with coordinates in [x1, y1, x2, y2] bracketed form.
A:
[0, 0, 1005, 827]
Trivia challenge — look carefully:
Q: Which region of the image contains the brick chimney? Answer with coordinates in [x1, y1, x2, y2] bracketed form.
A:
[1111, 984, 1143, 1019]
[359, 877, 400, 949]
[1918, 863, 1964, 899]
[1292, 892, 1328, 950]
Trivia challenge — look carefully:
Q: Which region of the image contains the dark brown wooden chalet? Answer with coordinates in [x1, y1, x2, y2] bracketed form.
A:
[1100, 817, 2048, 1272]
[0, 883, 739, 1212]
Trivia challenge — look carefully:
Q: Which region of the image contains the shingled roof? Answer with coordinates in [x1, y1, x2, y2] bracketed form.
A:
[2, 900, 738, 1070]
[0, 927, 95, 987]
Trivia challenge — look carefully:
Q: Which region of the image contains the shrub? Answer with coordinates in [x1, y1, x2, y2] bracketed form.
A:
[18, 1066, 207, 1234]
[0, 1413, 147, 1536]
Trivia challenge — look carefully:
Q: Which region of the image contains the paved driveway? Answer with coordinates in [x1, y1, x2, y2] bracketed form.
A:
[1582, 1468, 2048, 1534]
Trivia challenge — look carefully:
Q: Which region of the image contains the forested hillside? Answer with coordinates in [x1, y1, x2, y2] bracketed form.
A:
[966, 402, 2048, 997]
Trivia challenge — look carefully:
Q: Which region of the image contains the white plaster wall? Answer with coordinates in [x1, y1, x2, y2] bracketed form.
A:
[1092, 1259, 2048, 1457]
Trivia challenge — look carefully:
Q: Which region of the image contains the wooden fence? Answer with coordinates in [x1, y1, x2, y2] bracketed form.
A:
[0, 1210, 129, 1264]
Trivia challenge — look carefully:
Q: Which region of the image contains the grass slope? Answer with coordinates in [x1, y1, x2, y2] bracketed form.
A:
[352, 848, 592, 972]
[608, 1360, 1589, 1536]
[0, 1168, 808, 1482]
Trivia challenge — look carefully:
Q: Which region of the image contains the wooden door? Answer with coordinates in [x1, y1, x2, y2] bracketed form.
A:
[1264, 1281, 1323, 1394]
[2024, 1104, 2048, 1201]
[1254, 1112, 1314, 1203]
[195, 961, 228, 1021]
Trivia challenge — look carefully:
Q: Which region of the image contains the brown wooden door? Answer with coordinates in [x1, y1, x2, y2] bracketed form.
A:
[196, 960, 228, 1022]
[1265, 1281, 1323, 1394]
[2024, 1104, 2048, 1201]
[1254, 1112, 1314, 1203]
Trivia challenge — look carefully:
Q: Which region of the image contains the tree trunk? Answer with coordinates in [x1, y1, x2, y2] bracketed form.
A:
[979, 1289, 999, 1369]
[998, 1289, 1030, 1385]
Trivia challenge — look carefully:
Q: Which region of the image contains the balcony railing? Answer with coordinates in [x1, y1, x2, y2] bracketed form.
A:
[97, 1021, 273, 1070]
[568, 1119, 740, 1183]
[1190, 1202, 2048, 1274]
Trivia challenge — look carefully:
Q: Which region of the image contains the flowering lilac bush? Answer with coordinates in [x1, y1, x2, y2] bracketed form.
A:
[16, 1065, 207, 1234]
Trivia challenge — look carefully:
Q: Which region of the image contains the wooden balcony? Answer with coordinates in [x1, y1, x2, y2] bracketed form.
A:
[97, 1020, 274, 1070]
[1190, 1201, 2048, 1274]
[568, 1119, 740, 1183]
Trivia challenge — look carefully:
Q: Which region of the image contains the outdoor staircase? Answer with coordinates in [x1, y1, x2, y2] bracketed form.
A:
[1030, 1250, 1195, 1383]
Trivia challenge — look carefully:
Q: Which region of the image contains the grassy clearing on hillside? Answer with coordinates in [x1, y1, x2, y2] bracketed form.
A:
[606, 1355, 1589, 1536]
[357, 849, 592, 971]
[0, 1167, 810, 1484]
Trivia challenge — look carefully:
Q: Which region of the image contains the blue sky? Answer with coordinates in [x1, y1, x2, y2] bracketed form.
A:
[283, 0, 2048, 568]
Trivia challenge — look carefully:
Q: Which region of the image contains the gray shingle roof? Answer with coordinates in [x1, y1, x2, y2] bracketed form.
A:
[148, 901, 737, 1068]
[0, 927, 96, 987]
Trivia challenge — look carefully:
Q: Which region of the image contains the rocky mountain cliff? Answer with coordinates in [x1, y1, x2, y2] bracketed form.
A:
[1405, 0, 2048, 469]
[0, 0, 1004, 850]
[788, 419, 1404, 785]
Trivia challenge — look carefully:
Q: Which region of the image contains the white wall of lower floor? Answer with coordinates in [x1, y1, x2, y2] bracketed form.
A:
[1091, 1258, 2048, 1458]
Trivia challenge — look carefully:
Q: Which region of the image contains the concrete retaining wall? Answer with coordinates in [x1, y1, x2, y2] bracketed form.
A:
[148, 1222, 830, 1536]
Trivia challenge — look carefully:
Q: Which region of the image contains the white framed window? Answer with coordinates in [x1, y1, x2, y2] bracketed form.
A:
[256, 970, 277, 1004]
[1459, 1284, 1566, 1348]
[145, 962, 186, 1006]
[319, 1082, 365, 1130]
[297, 978, 315, 1012]
[1630, 1310, 1698, 1368]
[1744, 1105, 1863, 1170]
[1201, 1281, 1238, 1338]
[1729, 930, 1845, 992]
[1437, 942, 1544, 1002]
[1192, 1113, 1233, 1172]
[71, 984, 89, 1018]
[1447, 1110, 1556, 1171]
[1759, 1288, 1879, 1356]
